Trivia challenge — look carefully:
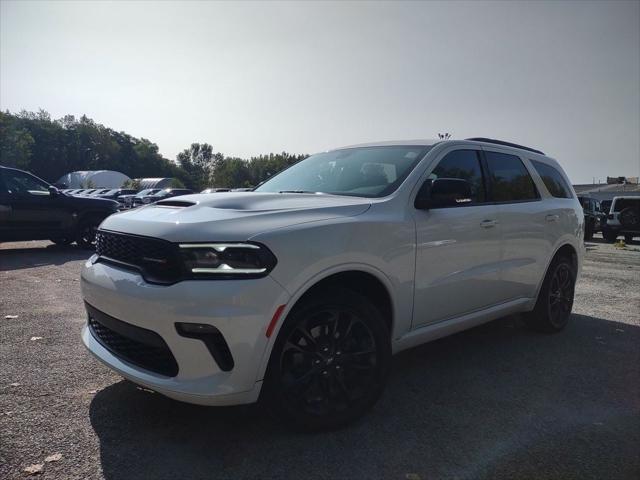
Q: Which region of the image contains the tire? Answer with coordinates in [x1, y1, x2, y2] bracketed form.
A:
[603, 229, 618, 242]
[619, 207, 640, 229]
[624, 234, 634, 244]
[76, 217, 100, 249]
[50, 237, 73, 246]
[584, 220, 594, 241]
[262, 287, 391, 431]
[525, 256, 576, 333]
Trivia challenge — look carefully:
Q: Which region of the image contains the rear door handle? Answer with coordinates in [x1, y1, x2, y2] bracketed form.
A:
[545, 214, 560, 222]
[480, 219, 498, 228]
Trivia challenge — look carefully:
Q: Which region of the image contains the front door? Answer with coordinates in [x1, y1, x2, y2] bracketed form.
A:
[412, 148, 503, 327]
[0, 169, 67, 241]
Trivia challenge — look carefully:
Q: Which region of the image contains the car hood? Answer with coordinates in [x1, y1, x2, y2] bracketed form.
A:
[61, 193, 118, 209]
[100, 192, 371, 242]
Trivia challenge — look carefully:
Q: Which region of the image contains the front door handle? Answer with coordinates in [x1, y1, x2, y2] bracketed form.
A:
[545, 214, 560, 222]
[480, 219, 498, 228]
[0, 204, 12, 214]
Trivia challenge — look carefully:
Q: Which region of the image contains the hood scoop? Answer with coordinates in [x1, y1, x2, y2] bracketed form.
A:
[154, 199, 197, 208]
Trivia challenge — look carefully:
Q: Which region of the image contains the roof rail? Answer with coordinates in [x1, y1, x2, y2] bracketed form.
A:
[465, 137, 544, 155]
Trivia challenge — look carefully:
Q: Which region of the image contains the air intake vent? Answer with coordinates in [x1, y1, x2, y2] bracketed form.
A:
[155, 200, 196, 208]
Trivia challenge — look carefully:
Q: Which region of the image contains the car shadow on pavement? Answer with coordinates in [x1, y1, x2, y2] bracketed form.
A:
[0, 244, 91, 271]
[89, 314, 640, 480]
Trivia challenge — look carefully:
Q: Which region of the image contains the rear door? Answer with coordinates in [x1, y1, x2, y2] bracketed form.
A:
[483, 149, 552, 301]
[412, 147, 503, 327]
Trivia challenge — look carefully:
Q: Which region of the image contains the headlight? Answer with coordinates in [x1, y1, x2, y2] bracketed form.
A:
[179, 242, 277, 278]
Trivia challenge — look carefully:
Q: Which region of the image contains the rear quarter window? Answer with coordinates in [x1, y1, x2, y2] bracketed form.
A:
[530, 159, 572, 199]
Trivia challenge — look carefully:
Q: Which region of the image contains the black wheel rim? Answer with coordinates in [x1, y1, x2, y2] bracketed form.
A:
[80, 225, 97, 245]
[548, 264, 574, 327]
[279, 308, 378, 416]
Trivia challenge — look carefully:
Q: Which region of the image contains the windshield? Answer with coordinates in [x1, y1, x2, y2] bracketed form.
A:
[255, 145, 430, 198]
[136, 189, 157, 197]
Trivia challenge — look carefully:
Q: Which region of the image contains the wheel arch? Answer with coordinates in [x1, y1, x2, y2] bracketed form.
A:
[256, 265, 396, 382]
[531, 241, 579, 307]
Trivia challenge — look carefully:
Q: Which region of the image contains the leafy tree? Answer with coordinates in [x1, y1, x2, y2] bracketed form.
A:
[0, 109, 307, 190]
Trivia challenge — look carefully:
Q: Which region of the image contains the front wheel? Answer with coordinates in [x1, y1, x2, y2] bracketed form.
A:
[584, 220, 594, 241]
[525, 256, 576, 333]
[76, 218, 100, 249]
[263, 288, 391, 431]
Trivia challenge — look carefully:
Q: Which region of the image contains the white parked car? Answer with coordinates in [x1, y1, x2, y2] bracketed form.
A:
[81, 138, 584, 430]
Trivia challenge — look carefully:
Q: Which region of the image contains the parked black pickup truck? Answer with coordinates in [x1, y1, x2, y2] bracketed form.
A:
[0, 165, 118, 247]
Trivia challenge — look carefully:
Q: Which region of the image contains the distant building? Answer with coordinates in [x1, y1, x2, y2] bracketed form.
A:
[57, 170, 130, 188]
[136, 178, 176, 189]
[606, 176, 639, 185]
[574, 176, 640, 201]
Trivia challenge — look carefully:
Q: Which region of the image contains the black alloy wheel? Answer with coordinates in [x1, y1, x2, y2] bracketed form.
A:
[264, 288, 390, 431]
[547, 263, 575, 329]
[525, 256, 576, 333]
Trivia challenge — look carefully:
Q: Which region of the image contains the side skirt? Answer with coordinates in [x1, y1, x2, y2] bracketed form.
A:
[392, 297, 534, 354]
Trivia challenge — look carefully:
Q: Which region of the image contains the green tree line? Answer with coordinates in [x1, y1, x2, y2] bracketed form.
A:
[0, 110, 307, 191]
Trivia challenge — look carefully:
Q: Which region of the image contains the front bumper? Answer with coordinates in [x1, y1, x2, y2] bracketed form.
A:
[81, 259, 289, 405]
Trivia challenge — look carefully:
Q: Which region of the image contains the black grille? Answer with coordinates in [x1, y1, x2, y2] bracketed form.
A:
[95, 230, 183, 284]
[86, 303, 179, 377]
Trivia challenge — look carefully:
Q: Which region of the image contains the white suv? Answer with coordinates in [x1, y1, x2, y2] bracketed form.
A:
[81, 138, 583, 430]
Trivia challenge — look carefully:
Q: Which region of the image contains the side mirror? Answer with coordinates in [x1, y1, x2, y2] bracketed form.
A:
[414, 178, 474, 210]
[48, 186, 60, 197]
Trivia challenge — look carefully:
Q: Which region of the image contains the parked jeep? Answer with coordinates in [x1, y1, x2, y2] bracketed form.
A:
[577, 196, 604, 240]
[0, 165, 118, 247]
[602, 196, 640, 243]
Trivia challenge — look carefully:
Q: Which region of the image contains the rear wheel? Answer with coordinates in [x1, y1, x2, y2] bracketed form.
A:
[624, 234, 634, 244]
[525, 256, 576, 333]
[263, 287, 390, 431]
[603, 229, 618, 242]
[584, 219, 594, 240]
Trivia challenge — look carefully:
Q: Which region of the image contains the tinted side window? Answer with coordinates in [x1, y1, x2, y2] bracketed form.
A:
[4, 170, 50, 196]
[431, 150, 486, 203]
[530, 159, 572, 199]
[485, 152, 538, 202]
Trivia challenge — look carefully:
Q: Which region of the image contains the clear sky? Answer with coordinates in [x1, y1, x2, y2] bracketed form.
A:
[1, 0, 639, 183]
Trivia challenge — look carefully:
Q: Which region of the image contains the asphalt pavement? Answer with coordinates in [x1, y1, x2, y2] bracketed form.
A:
[1, 236, 639, 479]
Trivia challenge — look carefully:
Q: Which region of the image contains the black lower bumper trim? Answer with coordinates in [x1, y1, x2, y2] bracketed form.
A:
[86, 303, 179, 377]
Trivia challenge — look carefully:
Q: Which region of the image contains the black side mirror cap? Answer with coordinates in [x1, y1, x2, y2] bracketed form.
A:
[415, 178, 474, 209]
[414, 179, 433, 210]
[48, 186, 59, 197]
